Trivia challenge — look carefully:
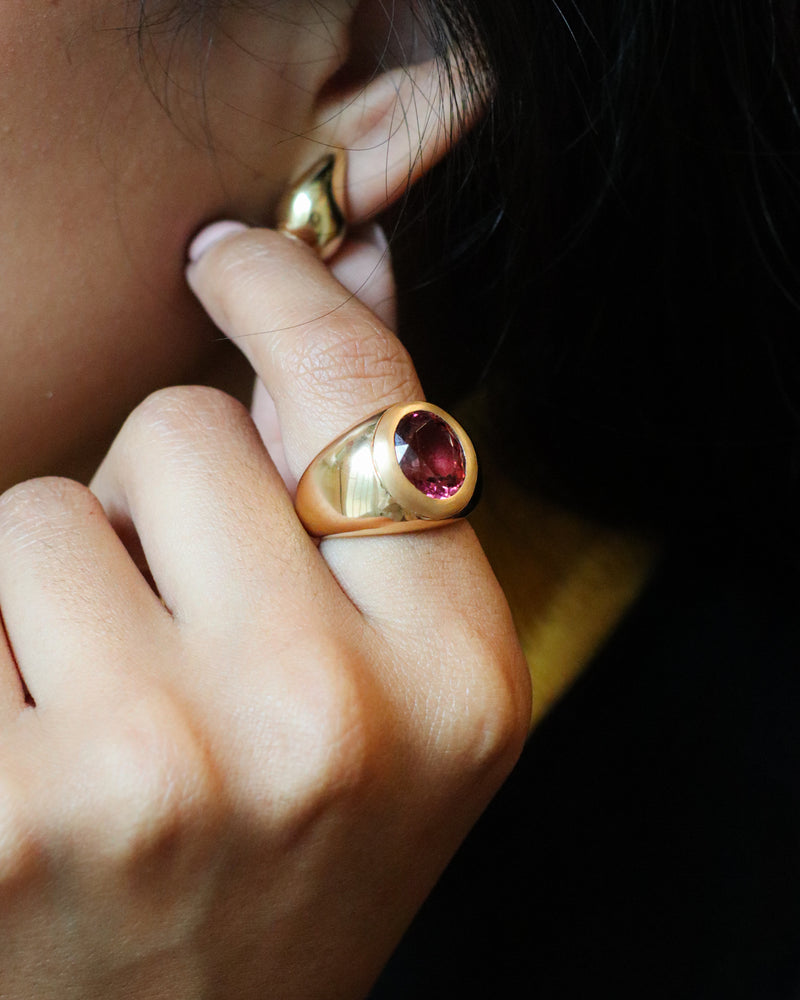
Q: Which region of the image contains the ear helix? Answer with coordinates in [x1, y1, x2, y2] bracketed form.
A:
[276, 152, 347, 261]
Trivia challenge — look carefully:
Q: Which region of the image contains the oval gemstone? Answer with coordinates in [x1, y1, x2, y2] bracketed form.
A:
[394, 410, 466, 499]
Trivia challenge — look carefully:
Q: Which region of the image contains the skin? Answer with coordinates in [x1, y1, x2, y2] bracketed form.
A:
[0, 0, 655, 992]
[0, 0, 343, 486]
[0, 225, 530, 998]
[0, 1, 532, 995]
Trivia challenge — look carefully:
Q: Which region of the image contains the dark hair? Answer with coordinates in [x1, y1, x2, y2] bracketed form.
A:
[143, 1, 800, 556]
[393, 1, 800, 560]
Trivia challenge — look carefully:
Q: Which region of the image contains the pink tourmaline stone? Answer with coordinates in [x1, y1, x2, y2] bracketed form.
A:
[394, 410, 466, 499]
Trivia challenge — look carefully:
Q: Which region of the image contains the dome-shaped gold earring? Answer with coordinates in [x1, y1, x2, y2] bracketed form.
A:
[276, 153, 347, 261]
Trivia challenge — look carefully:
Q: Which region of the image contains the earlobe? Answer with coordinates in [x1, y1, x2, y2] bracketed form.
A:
[310, 55, 481, 225]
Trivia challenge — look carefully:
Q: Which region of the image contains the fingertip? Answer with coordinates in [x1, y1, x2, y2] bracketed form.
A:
[187, 220, 250, 264]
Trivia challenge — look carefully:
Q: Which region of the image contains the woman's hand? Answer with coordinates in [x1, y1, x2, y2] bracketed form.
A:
[0, 227, 530, 999]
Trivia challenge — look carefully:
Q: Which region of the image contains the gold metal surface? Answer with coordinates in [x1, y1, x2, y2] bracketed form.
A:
[276, 153, 347, 260]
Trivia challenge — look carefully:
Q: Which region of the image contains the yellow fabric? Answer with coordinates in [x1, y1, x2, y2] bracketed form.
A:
[470, 466, 657, 727]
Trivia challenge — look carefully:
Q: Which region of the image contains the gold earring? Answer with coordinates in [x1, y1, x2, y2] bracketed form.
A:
[276, 153, 347, 261]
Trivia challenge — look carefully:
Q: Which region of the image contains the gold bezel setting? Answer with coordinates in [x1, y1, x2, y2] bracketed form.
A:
[371, 403, 478, 520]
[295, 401, 479, 538]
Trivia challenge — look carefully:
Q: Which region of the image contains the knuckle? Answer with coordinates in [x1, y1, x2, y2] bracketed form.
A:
[437, 622, 531, 780]
[0, 774, 44, 900]
[125, 385, 251, 449]
[275, 318, 420, 411]
[444, 554, 533, 776]
[469, 659, 531, 775]
[468, 659, 530, 775]
[112, 387, 259, 481]
[0, 477, 102, 550]
[83, 694, 221, 869]
[268, 643, 378, 824]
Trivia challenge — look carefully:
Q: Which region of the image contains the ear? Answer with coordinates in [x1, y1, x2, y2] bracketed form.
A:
[306, 1, 484, 224]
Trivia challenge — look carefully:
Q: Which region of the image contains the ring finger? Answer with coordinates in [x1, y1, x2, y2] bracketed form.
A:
[183, 225, 527, 722]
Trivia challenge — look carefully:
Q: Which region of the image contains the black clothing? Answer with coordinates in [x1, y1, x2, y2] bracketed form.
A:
[371, 539, 800, 997]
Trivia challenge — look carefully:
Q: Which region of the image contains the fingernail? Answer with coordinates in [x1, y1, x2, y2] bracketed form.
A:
[187, 220, 249, 263]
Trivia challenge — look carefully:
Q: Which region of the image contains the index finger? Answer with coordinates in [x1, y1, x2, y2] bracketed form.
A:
[186, 225, 421, 482]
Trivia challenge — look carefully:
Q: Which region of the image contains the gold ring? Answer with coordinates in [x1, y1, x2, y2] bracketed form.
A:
[295, 402, 479, 538]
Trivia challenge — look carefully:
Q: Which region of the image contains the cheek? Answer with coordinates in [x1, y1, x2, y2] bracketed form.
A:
[0, 20, 209, 485]
[0, 3, 303, 487]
